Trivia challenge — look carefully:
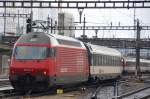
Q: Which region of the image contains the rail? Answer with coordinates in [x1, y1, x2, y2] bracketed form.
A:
[112, 85, 150, 99]
[90, 80, 128, 99]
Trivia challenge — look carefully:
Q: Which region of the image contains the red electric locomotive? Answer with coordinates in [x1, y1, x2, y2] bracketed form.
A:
[9, 32, 89, 91]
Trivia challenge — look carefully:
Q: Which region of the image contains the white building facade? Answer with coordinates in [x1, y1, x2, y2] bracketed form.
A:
[58, 12, 75, 37]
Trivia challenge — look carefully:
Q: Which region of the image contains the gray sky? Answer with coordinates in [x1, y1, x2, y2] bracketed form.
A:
[63, 2, 150, 38]
[1, 0, 150, 38]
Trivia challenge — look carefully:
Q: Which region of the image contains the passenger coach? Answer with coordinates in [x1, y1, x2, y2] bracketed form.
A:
[85, 44, 123, 81]
[124, 57, 150, 74]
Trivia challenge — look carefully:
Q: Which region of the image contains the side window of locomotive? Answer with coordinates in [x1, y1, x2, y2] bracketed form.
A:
[13, 47, 18, 56]
[48, 48, 56, 57]
[58, 39, 82, 47]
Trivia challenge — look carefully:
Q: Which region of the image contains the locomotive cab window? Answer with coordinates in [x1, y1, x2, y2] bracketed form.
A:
[14, 46, 47, 59]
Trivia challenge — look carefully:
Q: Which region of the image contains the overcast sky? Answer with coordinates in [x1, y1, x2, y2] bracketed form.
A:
[59, 0, 150, 38]
[1, 0, 150, 38]
[63, 8, 150, 38]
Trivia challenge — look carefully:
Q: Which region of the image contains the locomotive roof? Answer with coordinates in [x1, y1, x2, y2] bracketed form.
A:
[16, 32, 85, 48]
[88, 44, 121, 57]
[49, 33, 86, 48]
[16, 32, 50, 44]
[50, 33, 81, 42]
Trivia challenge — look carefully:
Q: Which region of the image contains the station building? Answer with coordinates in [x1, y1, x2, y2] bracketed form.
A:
[58, 12, 75, 37]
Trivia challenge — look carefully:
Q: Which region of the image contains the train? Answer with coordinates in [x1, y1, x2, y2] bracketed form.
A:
[9, 32, 123, 92]
[123, 57, 150, 74]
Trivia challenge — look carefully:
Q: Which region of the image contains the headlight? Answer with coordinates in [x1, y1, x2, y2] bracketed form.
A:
[43, 71, 47, 75]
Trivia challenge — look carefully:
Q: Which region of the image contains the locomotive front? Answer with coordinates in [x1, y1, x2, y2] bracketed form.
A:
[9, 32, 55, 91]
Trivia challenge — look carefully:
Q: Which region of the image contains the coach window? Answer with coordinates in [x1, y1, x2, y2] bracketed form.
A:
[116, 57, 119, 66]
[116, 57, 118, 66]
[127, 62, 131, 67]
[140, 62, 142, 66]
[107, 56, 109, 66]
[100, 55, 102, 65]
[109, 56, 111, 66]
[98, 55, 100, 66]
[101, 55, 103, 66]
[99, 55, 100, 65]
[108, 56, 110, 66]
[111, 56, 113, 66]
[97, 55, 99, 65]
[103, 55, 105, 66]
[104, 55, 106, 66]
[110, 56, 112, 66]
[105, 56, 107, 66]
[96, 54, 98, 66]
[118, 59, 120, 66]
[99, 55, 101, 65]
[113, 57, 116, 66]
[106, 56, 108, 66]
[115, 57, 118, 66]
[97, 55, 99, 66]
[104, 55, 106, 65]
[115, 57, 117, 66]
[145, 63, 148, 67]
[113, 57, 115, 66]
[120, 58, 122, 66]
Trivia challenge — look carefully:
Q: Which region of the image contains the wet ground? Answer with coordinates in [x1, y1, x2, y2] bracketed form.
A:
[21, 79, 150, 99]
[1, 75, 150, 99]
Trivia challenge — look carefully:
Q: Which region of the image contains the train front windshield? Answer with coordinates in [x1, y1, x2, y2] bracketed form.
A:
[14, 46, 47, 59]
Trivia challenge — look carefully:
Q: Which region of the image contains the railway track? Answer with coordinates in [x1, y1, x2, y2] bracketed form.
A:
[0, 77, 149, 99]
[0, 79, 10, 86]
[0, 83, 86, 99]
[90, 79, 129, 99]
[0, 86, 19, 99]
[0, 79, 118, 99]
[112, 85, 150, 99]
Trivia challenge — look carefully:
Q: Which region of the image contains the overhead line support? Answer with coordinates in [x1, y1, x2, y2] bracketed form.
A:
[0, 13, 31, 18]
[48, 26, 150, 30]
[0, 1, 150, 8]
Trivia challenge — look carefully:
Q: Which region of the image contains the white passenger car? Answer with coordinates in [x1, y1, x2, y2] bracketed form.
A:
[85, 44, 123, 81]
